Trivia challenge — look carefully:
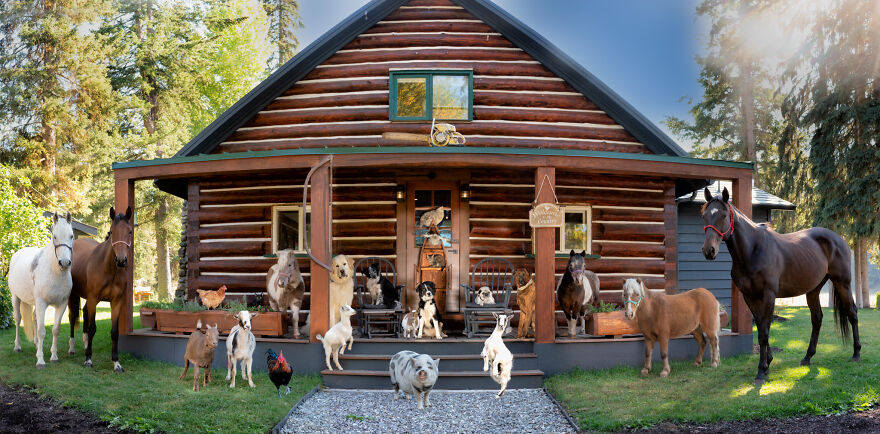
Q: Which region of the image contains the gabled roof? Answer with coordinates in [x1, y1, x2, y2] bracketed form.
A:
[42, 211, 98, 237]
[677, 181, 796, 211]
[172, 0, 688, 158]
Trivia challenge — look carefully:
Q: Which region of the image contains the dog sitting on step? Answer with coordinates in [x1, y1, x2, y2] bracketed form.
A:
[416, 281, 444, 339]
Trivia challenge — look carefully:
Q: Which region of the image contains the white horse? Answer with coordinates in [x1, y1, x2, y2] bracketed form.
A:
[8, 212, 75, 368]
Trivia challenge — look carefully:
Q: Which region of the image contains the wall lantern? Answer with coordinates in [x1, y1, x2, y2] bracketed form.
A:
[396, 185, 406, 202]
[460, 184, 470, 202]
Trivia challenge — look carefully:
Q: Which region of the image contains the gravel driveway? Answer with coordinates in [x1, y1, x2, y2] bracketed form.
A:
[278, 388, 576, 433]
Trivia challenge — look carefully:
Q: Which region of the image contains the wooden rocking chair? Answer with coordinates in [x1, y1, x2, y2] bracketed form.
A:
[461, 257, 514, 337]
[353, 257, 403, 338]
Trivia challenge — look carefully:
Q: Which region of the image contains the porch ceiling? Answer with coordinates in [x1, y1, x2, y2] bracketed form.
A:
[111, 146, 753, 198]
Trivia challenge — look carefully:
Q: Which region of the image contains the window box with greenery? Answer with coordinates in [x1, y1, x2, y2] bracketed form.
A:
[142, 300, 288, 337]
[389, 70, 473, 121]
[585, 302, 640, 337]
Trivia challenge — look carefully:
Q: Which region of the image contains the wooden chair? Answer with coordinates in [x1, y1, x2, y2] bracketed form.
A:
[461, 257, 514, 337]
[353, 257, 403, 338]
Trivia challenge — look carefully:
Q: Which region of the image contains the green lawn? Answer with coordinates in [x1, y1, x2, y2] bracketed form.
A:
[0, 310, 320, 433]
[546, 307, 880, 431]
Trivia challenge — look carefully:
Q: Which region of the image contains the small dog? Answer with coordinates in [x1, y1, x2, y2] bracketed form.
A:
[416, 281, 443, 340]
[402, 309, 419, 338]
[329, 255, 355, 326]
[316, 305, 356, 370]
[482, 313, 514, 398]
[267, 249, 306, 338]
[179, 320, 219, 392]
[513, 268, 536, 338]
[475, 286, 495, 306]
[226, 311, 257, 388]
[363, 263, 403, 309]
[390, 350, 440, 410]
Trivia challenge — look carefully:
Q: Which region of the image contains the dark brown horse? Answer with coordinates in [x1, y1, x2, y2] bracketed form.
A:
[68, 206, 133, 372]
[701, 187, 860, 384]
[556, 250, 601, 337]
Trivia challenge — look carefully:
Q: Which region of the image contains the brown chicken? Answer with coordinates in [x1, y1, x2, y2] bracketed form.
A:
[197, 285, 226, 309]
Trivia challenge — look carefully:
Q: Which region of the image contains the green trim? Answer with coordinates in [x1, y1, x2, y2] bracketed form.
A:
[525, 253, 601, 259]
[113, 146, 754, 170]
[389, 70, 473, 121]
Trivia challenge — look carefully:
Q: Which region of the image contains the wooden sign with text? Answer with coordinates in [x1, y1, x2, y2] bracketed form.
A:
[529, 203, 563, 228]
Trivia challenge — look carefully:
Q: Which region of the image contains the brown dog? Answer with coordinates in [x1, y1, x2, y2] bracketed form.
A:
[513, 268, 536, 338]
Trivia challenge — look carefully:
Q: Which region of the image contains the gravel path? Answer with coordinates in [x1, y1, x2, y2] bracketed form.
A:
[279, 388, 576, 433]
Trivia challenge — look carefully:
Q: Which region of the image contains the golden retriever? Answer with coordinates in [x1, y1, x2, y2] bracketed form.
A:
[329, 254, 355, 326]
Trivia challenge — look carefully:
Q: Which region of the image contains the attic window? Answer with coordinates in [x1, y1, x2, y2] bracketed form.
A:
[389, 70, 473, 121]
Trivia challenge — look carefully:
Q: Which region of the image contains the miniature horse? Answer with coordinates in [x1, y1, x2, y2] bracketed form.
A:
[68, 206, 133, 372]
[556, 250, 601, 337]
[702, 187, 859, 384]
[623, 278, 720, 378]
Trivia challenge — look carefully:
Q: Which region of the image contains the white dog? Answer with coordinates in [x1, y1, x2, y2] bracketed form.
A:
[329, 254, 355, 326]
[475, 286, 495, 306]
[225, 310, 257, 388]
[481, 313, 514, 398]
[316, 305, 356, 371]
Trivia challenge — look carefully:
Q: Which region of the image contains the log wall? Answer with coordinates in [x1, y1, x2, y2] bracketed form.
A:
[214, 0, 651, 155]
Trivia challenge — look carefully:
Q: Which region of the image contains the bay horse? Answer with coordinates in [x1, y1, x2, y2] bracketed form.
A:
[622, 278, 720, 378]
[701, 187, 860, 384]
[68, 206, 133, 372]
[8, 212, 74, 367]
[556, 250, 600, 337]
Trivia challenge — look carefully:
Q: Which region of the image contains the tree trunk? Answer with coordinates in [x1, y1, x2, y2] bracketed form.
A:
[41, 119, 56, 176]
[740, 61, 758, 186]
[155, 195, 171, 301]
[859, 238, 869, 308]
[854, 239, 863, 308]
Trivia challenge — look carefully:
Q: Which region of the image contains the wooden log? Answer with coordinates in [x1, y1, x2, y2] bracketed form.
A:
[363, 21, 494, 34]
[382, 8, 485, 22]
[593, 222, 666, 243]
[469, 170, 533, 184]
[333, 204, 396, 220]
[248, 107, 389, 127]
[280, 75, 575, 99]
[332, 189, 395, 202]
[196, 172, 308, 189]
[332, 221, 396, 237]
[469, 204, 531, 219]
[592, 241, 665, 258]
[592, 208, 665, 222]
[198, 207, 271, 225]
[474, 106, 614, 124]
[468, 242, 528, 256]
[468, 221, 529, 238]
[474, 76, 577, 93]
[198, 241, 270, 257]
[197, 225, 270, 240]
[283, 78, 388, 97]
[555, 173, 669, 189]
[404, 0, 458, 6]
[473, 92, 597, 110]
[199, 190, 308, 205]
[324, 47, 532, 65]
[332, 240, 396, 256]
[265, 93, 388, 111]
[303, 61, 552, 80]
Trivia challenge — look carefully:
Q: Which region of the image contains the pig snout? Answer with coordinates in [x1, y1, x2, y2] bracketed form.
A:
[417, 370, 427, 380]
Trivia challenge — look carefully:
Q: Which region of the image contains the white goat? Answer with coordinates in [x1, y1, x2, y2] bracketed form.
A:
[225, 310, 257, 388]
[481, 313, 514, 398]
[316, 305, 356, 370]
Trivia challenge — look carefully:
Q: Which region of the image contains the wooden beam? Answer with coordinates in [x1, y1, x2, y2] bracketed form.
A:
[114, 177, 135, 334]
[309, 163, 332, 342]
[534, 167, 556, 343]
[731, 176, 753, 334]
[663, 183, 678, 294]
[186, 183, 200, 300]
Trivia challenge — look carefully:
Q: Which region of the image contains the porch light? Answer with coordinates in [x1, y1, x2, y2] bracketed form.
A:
[396, 185, 405, 202]
[460, 184, 470, 202]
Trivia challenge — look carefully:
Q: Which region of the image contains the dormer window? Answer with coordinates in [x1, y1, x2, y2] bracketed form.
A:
[389, 70, 473, 121]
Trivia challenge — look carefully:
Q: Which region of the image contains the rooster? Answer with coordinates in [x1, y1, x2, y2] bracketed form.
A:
[266, 348, 292, 398]
[196, 285, 226, 309]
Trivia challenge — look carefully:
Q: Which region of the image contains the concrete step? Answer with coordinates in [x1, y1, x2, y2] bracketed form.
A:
[321, 368, 545, 390]
[336, 353, 539, 371]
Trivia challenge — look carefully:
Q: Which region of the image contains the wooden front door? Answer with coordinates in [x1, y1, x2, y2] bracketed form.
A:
[405, 182, 461, 314]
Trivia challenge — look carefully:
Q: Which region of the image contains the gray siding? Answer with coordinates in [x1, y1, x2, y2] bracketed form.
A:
[676, 203, 769, 313]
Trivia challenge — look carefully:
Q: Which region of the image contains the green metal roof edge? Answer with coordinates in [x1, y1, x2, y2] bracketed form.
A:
[112, 146, 753, 171]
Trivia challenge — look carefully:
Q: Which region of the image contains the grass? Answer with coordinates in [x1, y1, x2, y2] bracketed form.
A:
[0, 309, 320, 433]
[546, 307, 880, 431]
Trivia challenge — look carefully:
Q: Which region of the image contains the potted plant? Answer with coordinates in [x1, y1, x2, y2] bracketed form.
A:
[586, 301, 640, 336]
[137, 300, 168, 329]
[218, 300, 288, 337]
[153, 299, 205, 334]
[148, 298, 288, 336]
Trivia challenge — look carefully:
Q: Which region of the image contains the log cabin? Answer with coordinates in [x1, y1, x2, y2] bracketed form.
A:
[115, 0, 757, 383]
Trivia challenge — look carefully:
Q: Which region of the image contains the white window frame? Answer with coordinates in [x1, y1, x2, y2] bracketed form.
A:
[558, 205, 592, 254]
[271, 205, 310, 253]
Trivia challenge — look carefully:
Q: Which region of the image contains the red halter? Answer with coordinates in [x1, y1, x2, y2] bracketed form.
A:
[704, 202, 735, 239]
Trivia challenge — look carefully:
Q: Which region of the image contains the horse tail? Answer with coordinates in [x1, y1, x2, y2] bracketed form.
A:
[20, 301, 35, 342]
[831, 281, 852, 343]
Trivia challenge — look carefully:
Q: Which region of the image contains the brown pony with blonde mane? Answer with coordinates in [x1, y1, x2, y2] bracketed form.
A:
[622, 278, 721, 378]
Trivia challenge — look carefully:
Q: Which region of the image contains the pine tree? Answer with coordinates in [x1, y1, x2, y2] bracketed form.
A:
[262, 0, 303, 68]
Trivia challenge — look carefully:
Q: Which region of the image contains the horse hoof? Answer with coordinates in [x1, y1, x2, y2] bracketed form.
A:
[36, 363, 46, 369]
[14, 348, 22, 353]
[83, 360, 92, 368]
[68, 351, 75, 356]
[799, 359, 811, 366]
[114, 362, 124, 373]
[851, 355, 861, 363]
[659, 371, 669, 378]
[694, 361, 702, 367]
[754, 378, 765, 386]
[50, 359, 59, 364]
[640, 369, 649, 376]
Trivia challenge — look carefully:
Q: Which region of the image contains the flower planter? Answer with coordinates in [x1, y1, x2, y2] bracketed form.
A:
[586, 310, 640, 336]
[138, 307, 158, 329]
[153, 309, 288, 337]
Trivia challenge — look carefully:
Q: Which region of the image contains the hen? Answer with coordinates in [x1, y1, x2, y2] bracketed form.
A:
[419, 206, 446, 228]
[266, 348, 292, 398]
[197, 285, 226, 309]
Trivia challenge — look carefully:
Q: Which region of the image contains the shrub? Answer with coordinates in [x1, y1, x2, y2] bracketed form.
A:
[876, 292, 879, 309]
[0, 277, 11, 329]
[590, 301, 619, 313]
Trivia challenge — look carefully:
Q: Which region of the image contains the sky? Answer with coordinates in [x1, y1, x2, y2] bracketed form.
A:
[296, 0, 709, 151]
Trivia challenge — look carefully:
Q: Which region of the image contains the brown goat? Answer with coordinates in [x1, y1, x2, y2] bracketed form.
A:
[179, 320, 219, 391]
[622, 278, 720, 378]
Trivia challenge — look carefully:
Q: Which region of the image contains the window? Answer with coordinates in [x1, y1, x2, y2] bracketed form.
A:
[560, 206, 592, 254]
[390, 70, 473, 121]
[414, 189, 452, 247]
[272, 205, 311, 253]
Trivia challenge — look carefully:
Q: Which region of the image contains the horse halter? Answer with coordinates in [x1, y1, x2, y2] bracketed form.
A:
[53, 242, 73, 257]
[703, 202, 735, 240]
[625, 293, 642, 309]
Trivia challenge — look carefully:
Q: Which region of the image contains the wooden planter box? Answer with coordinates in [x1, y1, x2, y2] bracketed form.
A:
[153, 310, 288, 337]
[138, 308, 158, 329]
[586, 310, 640, 336]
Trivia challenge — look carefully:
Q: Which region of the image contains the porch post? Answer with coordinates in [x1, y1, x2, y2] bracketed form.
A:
[309, 163, 331, 342]
[114, 176, 135, 334]
[534, 167, 556, 343]
[731, 176, 753, 334]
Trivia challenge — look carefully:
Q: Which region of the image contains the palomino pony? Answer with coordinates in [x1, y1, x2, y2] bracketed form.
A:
[68, 206, 133, 372]
[701, 187, 859, 384]
[622, 278, 720, 378]
[8, 212, 74, 368]
[556, 250, 601, 337]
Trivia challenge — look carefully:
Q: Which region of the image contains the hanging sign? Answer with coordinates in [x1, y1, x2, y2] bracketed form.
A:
[529, 203, 563, 228]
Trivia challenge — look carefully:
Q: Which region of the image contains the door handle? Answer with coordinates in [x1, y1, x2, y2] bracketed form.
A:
[448, 249, 458, 254]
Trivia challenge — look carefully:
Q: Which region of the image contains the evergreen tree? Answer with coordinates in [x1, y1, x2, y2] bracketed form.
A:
[262, 0, 303, 68]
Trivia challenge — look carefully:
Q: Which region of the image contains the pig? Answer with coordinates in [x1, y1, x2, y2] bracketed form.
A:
[389, 350, 439, 410]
